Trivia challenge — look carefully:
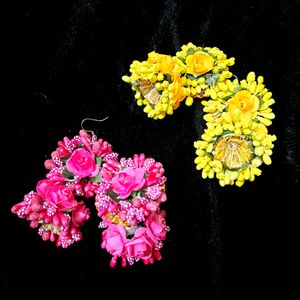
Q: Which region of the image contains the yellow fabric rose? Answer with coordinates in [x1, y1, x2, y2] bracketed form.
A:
[254, 123, 268, 135]
[147, 52, 175, 75]
[186, 52, 214, 76]
[228, 90, 259, 123]
[172, 79, 185, 108]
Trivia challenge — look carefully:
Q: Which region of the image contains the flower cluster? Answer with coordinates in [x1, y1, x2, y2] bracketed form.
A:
[11, 131, 169, 266]
[194, 72, 276, 186]
[122, 42, 234, 119]
[11, 130, 115, 248]
[96, 154, 169, 267]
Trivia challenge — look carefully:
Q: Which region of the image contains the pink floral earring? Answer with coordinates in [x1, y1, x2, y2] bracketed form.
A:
[11, 118, 169, 267]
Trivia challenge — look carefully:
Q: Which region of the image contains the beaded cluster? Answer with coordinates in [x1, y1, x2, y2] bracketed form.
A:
[11, 130, 169, 266]
[122, 42, 276, 186]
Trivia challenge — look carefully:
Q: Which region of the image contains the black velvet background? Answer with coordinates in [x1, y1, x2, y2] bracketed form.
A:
[1, 0, 299, 298]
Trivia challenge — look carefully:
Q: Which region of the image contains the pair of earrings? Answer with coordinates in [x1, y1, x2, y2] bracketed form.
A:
[122, 42, 277, 187]
[12, 119, 169, 267]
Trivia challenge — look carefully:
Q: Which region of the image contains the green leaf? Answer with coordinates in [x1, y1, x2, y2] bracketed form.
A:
[164, 74, 172, 82]
[88, 173, 102, 183]
[107, 190, 119, 201]
[177, 56, 185, 64]
[187, 48, 195, 56]
[222, 93, 235, 101]
[204, 73, 220, 87]
[62, 168, 74, 179]
[187, 74, 199, 80]
[96, 156, 102, 167]
[61, 155, 71, 164]
[131, 191, 138, 198]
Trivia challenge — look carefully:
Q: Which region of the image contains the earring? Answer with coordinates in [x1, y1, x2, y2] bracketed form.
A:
[11, 119, 115, 248]
[96, 153, 169, 267]
[122, 42, 276, 186]
[122, 42, 234, 120]
[11, 118, 170, 267]
[194, 72, 276, 187]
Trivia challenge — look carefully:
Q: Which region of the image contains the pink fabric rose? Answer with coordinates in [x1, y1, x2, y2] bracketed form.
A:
[37, 179, 77, 211]
[111, 167, 145, 199]
[124, 227, 154, 260]
[146, 211, 167, 243]
[72, 201, 90, 227]
[102, 224, 128, 256]
[66, 148, 99, 178]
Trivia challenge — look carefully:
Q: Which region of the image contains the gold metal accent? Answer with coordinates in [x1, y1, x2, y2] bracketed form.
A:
[105, 212, 130, 227]
[138, 79, 161, 105]
[214, 134, 253, 169]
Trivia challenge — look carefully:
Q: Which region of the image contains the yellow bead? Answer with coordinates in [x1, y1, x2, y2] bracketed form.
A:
[263, 154, 272, 165]
[236, 180, 244, 187]
[157, 73, 164, 81]
[252, 157, 262, 167]
[202, 170, 208, 179]
[223, 113, 232, 123]
[122, 75, 132, 83]
[143, 105, 151, 113]
[218, 82, 228, 91]
[263, 92, 272, 101]
[208, 169, 215, 179]
[254, 147, 264, 156]
[137, 99, 143, 106]
[228, 57, 235, 66]
[134, 92, 141, 99]
[167, 107, 173, 115]
[247, 72, 256, 82]
[185, 96, 194, 106]
[197, 77, 205, 84]
[257, 76, 264, 84]
[219, 179, 226, 187]
[210, 89, 217, 99]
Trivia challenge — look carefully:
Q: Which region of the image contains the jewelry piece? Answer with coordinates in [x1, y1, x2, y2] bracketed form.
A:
[11, 128, 114, 248]
[194, 72, 276, 186]
[122, 42, 234, 119]
[122, 43, 276, 186]
[11, 119, 170, 266]
[96, 153, 168, 267]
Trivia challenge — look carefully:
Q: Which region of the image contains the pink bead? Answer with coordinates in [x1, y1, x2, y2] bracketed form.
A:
[121, 257, 127, 267]
[118, 211, 127, 221]
[153, 250, 162, 260]
[44, 215, 52, 224]
[110, 255, 118, 268]
[52, 214, 61, 227]
[130, 218, 137, 226]
[42, 230, 50, 241]
[59, 213, 69, 227]
[30, 221, 39, 228]
[11, 203, 23, 214]
[132, 198, 141, 208]
[50, 232, 57, 242]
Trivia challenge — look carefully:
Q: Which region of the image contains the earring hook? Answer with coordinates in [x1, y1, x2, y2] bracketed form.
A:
[81, 117, 109, 135]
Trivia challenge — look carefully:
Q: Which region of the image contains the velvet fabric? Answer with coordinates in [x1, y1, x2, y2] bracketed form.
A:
[1, 0, 299, 298]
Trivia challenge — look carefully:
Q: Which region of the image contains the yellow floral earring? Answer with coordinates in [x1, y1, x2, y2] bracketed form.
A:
[122, 42, 276, 186]
[122, 42, 234, 120]
[194, 72, 276, 186]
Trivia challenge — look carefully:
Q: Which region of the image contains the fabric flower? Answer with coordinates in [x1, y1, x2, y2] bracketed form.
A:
[36, 180, 77, 211]
[186, 52, 214, 76]
[111, 167, 145, 198]
[227, 90, 259, 123]
[102, 224, 128, 256]
[147, 52, 175, 75]
[146, 211, 167, 242]
[124, 227, 153, 260]
[72, 201, 90, 227]
[66, 148, 99, 178]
